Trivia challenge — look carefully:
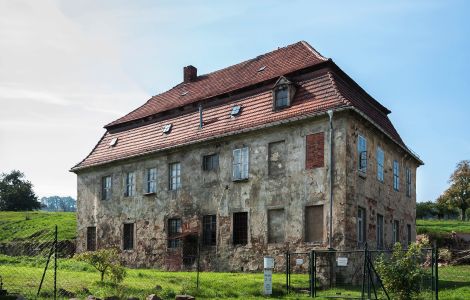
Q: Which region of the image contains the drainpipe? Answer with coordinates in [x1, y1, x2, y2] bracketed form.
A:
[327, 109, 334, 250]
[199, 104, 203, 128]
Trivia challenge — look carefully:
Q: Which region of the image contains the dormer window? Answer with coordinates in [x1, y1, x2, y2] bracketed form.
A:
[272, 76, 296, 110]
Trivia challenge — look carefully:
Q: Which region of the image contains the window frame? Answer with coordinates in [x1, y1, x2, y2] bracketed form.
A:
[392, 220, 399, 245]
[101, 176, 112, 200]
[357, 207, 367, 246]
[406, 167, 412, 197]
[202, 153, 219, 172]
[232, 147, 249, 181]
[124, 171, 136, 197]
[274, 85, 289, 109]
[202, 215, 217, 246]
[358, 135, 367, 173]
[167, 218, 182, 249]
[169, 162, 181, 191]
[393, 160, 400, 191]
[376, 214, 384, 249]
[145, 167, 157, 194]
[123, 223, 134, 251]
[232, 212, 248, 245]
[377, 147, 384, 182]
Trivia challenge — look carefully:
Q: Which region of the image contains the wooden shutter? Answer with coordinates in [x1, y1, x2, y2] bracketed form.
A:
[306, 132, 324, 169]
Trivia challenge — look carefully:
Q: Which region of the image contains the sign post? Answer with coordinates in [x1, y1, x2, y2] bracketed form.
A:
[264, 256, 274, 295]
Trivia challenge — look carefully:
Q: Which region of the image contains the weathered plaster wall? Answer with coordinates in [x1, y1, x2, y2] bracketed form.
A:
[344, 112, 419, 249]
[76, 113, 349, 271]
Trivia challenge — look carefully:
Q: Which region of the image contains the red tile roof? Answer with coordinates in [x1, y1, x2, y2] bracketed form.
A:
[72, 41, 420, 171]
[106, 41, 327, 128]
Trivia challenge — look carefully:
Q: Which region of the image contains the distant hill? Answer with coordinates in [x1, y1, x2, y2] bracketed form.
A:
[41, 196, 76, 212]
[0, 211, 76, 242]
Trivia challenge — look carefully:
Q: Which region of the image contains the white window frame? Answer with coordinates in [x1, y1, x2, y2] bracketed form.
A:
[124, 172, 135, 197]
[169, 162, 181, 191]
[101, 176, 112, 200]
[377, 147, 384, 182]
[393, 160, 400, 191]
[358, 135, 367, 173]
[232, 147, 249, 180]
[146, 168, 157, 194]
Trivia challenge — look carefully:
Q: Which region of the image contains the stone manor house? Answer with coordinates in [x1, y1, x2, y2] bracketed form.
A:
[71, 41, 422, 271]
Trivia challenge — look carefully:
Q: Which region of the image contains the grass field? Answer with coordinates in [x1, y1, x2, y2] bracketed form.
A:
[0, 211, 76, 242]
[0, 255, 469, 299]
[416, 219, 470, 235]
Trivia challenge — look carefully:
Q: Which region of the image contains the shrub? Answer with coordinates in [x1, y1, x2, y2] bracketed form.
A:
[375, 243, 427, 300]
[74, 248, 126, 283]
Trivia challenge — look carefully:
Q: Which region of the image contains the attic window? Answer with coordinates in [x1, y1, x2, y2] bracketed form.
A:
[109, 137, 118, 147]
[162, 124, 172, 134]
[272, 76, 296, 110]
[230, 105, 241, 117]
[257, 66, 266, 72]
[180, 91, 188, 96]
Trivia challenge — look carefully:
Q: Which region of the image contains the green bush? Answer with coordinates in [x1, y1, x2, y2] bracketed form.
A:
[375, 243, 427, 300]
[74, 248, 126, 283]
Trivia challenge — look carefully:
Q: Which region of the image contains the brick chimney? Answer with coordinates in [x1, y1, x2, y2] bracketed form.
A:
[183, 65, 197, 83]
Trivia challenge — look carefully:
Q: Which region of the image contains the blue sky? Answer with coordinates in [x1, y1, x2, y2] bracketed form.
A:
[0, 0, 468, 201]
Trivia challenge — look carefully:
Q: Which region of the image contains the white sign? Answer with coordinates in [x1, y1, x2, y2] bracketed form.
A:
[264, 256, 274, 269]
[264, 269, 272, 295]
[337, 257, 348, 267]
[296, 258, 304, 265]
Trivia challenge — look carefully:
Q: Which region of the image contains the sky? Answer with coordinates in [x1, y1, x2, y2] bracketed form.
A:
[0, 0, 469, 201]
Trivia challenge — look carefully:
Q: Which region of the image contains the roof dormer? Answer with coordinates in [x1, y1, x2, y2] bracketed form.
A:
[272, 76, 296, 110]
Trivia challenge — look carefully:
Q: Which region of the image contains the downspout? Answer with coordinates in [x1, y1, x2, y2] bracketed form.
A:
[199, 104, 203, 128]
[327, 109, 334, 250]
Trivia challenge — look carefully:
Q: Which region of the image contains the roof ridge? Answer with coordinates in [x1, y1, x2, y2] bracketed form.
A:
[300, 40, 328, 61]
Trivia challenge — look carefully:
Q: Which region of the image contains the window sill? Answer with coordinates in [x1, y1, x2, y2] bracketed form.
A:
[358, 171, 367, 179]
[143, 192, 156, 196]
[123, 249, 134, 253]
[232, 178, 249, 183]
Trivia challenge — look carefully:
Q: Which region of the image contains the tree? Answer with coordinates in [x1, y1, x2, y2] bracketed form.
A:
[74, 248, 126, 283]
[438, 160, 470, 221]
[0, 170, 40, 211]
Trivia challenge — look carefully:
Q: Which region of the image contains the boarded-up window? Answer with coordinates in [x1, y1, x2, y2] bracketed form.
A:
[233, 212, 248, 245]
[123, 223, 134, 250]
[202, 215, 217, 246]
[268, 141, 286, 176]
[268, 209, 285, 243]
[306, 133, 324, 169]
[86, 226, 96, 251]
[305, 205, 324, 242]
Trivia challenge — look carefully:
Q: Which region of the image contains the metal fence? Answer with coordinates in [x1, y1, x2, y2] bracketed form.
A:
[0, 224, 439, 299]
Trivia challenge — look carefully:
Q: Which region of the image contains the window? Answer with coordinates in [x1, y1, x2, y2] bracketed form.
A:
[393, 160, 400, 191]
[168, 218, 182, 248]
[124, 172, 135, 197]
[393, 220, 399, 245]
[358, 135, 367, 173]
[146, 168, 157, 194]
[407, 224, 412, 246]
[232, 147, 249, 180]
[169, 162, 181, 190]
[123, 223, 134, 250]
[86, 226, 96, 251]
[233, 212, 248, 245]
[202, 215, 217, 246]
[377, 147, 384, 182]
[268, 141, 286, 176]
[274, 85, 289, 108]
[406, 168, 412, 197]
[203, 154, 219, 171]
[101, 176, 112, 200]
[306, 133, 324, 169]
[268, 209, 285, 243]
[357, 207, 366, 246]
[376, 214, 384, 249]
[305, 205, 324, 243]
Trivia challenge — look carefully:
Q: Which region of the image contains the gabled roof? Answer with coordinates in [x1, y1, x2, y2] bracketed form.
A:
[72, 41, 422, 171]
[105, 41, 327, 128]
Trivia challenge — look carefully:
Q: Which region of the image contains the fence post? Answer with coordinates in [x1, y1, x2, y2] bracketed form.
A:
[285, 251, 290, 294]
[313, 250, 317, 297]
[361, 243, 367, 300]
[434, 241, 439, 300]
[54, 225, 57, 300]
[196, 240, 200, 290]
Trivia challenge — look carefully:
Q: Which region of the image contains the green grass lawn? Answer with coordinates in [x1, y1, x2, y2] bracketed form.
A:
[0, 255, 469, 299]
[0, 211, 76, 242]
[416, 219, 470, 235]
